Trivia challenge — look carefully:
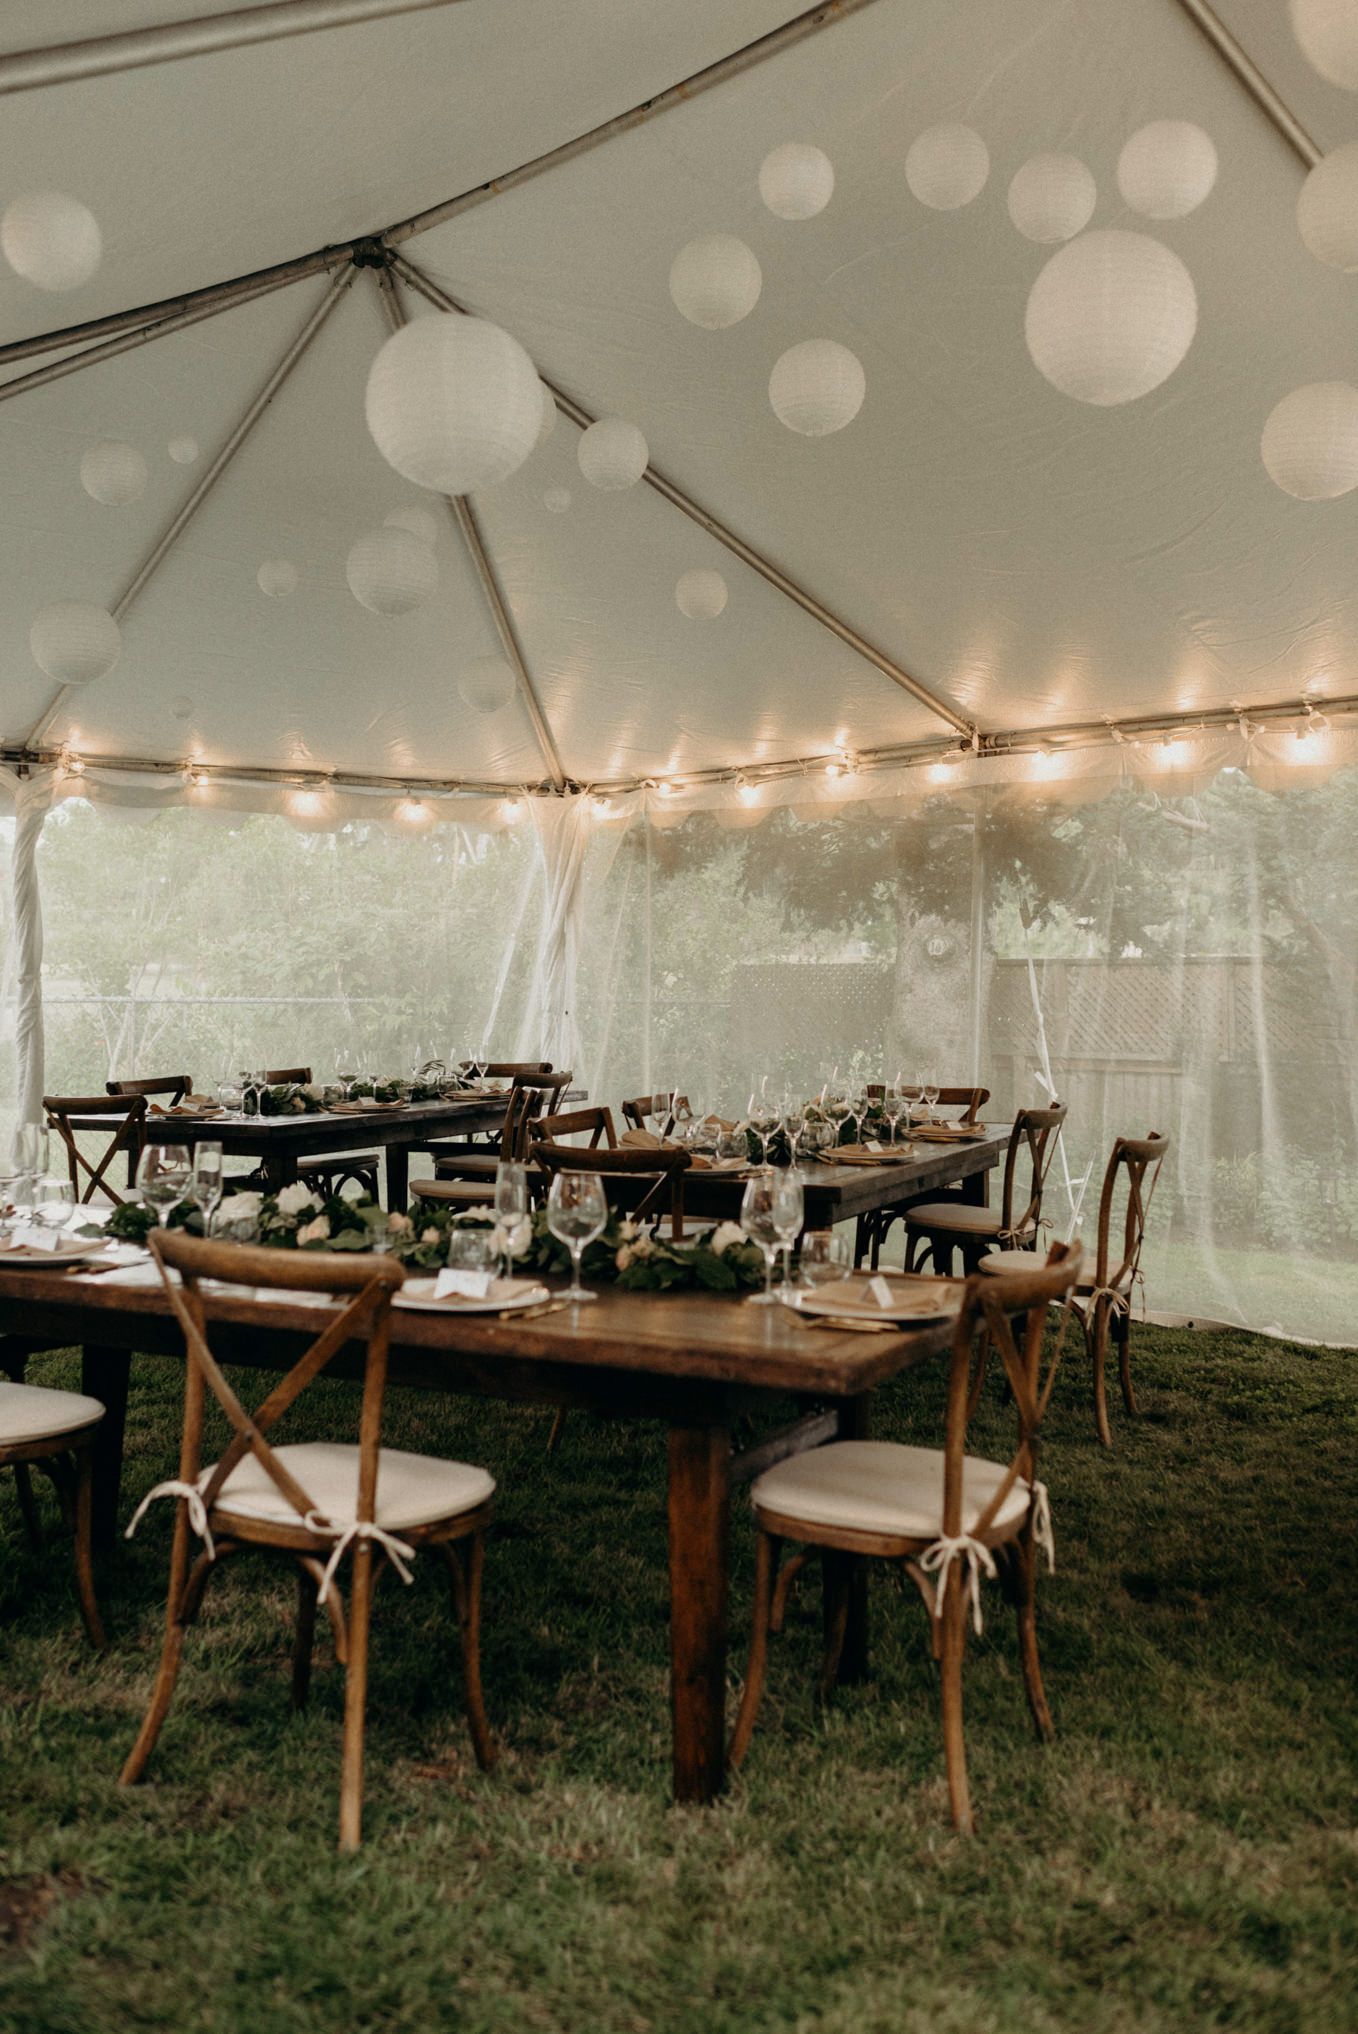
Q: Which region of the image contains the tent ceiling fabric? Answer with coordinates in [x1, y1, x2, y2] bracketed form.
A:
[3, 0, 1358, 807]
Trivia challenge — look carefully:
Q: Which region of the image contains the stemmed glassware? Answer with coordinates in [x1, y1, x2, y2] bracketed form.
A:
[189, 1142, 224, 1236]
[919, 1068, 940, 1123]
[900, 1077, 923, 1129]
[740, 1169, 804, 1304]
[546, 1171, 608, 1303]
[334, 1046, 359, 1101]
[823, 1087, 851, 1151]
[137, 1144, 191, 1226]
[782, 1095, 807, 1169]
[493, 1160, 531, 1280]
[882, 1085, 908, 1145]
[746, 1090, 779, 1167]
[844, 1083, 871, 1148]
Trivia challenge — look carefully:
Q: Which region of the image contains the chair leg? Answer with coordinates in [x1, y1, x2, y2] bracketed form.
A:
[546, 1408, 569, 1452]
[440, 1533, 495, 1772]
[1013, 1531, 1055, 1745]
[1116, 1310, 1138, 1418]
[12, 1462, 42, 1548]
[292, 1564, 319, 1708]
[120, 1619, 190, 1785]
[817, 1549, 853, 1704]
[339, 1541, 375, 1850]
[770, 1547, 811, 1634]
[937, 1585, 974, 1835]
[72, 1444, 106, 1651]
[729, 1529, 781, 1771]
[1091, 1298, 1114, 1448]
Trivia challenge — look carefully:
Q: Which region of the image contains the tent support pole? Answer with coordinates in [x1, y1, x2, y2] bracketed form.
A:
[391, 253, 975, 742]
[23, 269, 354, 751]
[1172, 0, 1321, 167]
[376, 270, 568, 792]
[10, 772, 54, 1127]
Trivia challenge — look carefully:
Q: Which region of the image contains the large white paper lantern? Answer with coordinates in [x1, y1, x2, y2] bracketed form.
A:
[365, 313, 542, 496]
[345, 527, 437, 615]
[1025, 230, 1197, 405]
[543, 486, 572, 513]
[676, 569, 728, 618]
[1, 192, 101, 290]
[1297, 141, 1358, 268]
[905, 125, 989, 210]
[1291, 0, 1358, 87]
[80, 439, 147, 506]
[457, 655, 517, 712]
[537, 381, 557, 442]
[769, 339, 865, 436]
[384, 505, 439, 546]
[30, 602, 120, 683]
[167, 435, 199, 465]
[1117, 122, 1217, 220]
[669, 234, 762, 328]
[578, 416, 649, 489]
[1261, 381, 1358, 498]
[759, 143, 835, 219]
[1007, 153, 1097, 242]
[257, 558, 299, 597]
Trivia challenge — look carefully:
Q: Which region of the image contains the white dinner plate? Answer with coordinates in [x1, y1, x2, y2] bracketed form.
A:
[394, 1276, 551, 1314]
[784, 1277, 964, 1324]
[0, 1237, 105, 1268]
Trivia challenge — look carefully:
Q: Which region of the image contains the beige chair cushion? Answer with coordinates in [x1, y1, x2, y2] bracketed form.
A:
[750, 1439, 1031, 1542]
[0, 1381, 105, 1447]
[977, 1247, 1044, 1274]
[904, 1202, 1006, 1235]
[205, 1441, 494, 1533]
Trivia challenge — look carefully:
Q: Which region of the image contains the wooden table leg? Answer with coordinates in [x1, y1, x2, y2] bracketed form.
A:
[667, 1421, 731, 1805]
[81, 1345, 130, 1550]
[833, 1391, 871, 1685]
[386, 1144, 409, 1214]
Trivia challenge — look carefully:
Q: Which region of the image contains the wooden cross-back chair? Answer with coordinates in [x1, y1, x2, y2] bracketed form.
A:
[901, 1103, 1067, 1277]
[857, 1086, 991, 1266]
[463, 1060, 553, 1079]
[528, 1138, 691, 1239]
[0, 1380, 107, 1649]
[411, 1074, 575, 1208]
[121, 1229, 497, 1849]
[867, 1082, 989, 1123]
[535, 1104, 616, 1149]
[43, 1093, 148, 1206]
[620, 1094, 692, 1138]
[730, 1244, 1082, 1834]
[107, 1073, 194, 1105]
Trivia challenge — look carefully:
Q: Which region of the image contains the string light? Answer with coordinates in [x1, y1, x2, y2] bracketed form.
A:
[502, 796, 523, 821]
[736, 776, 761, 806]
[63, 754, 84, 775]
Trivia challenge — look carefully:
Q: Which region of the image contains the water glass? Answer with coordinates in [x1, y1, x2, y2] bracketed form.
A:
[446, 1226, 500, 1278]
[714, 1125, 748, 1166]
[740, 1170, 804, 1304]
[798, 1229, 851, 1288]
[33, 1178, 76, 1231]
[546, 1171, 608, 1303]
[137, 1143, 191, 1225]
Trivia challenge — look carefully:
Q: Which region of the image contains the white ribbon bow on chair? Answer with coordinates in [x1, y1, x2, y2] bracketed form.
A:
[304, 1512, 417, 1598]
[919, 1534, 999, 1635]
[125, 1479, 216, 1562]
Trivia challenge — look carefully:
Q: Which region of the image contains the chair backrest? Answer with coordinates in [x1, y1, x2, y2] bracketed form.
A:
[149, 1228, 405, 1536]
[465, 1061, 554, 1078]
[528, 1138, 690, 1237]
[43, 1093, 148, 1205]
[997, 1103, 1067, 1244]
[107, 1073, 194, 1105]
[1091, 1132, 1169, 1295]
[494, 1073, 574, 1161]
[537, 1104, 616, 1149]
[942, 1243, 1082, 1545]
[265, 1066, 310, 1086]
[620, 1093, 692, 1137]
[868, 1083, 989, 1122]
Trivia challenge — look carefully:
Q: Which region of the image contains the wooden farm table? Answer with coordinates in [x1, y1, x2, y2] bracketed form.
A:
[0, 1264, 955, 1806]
[681, 1132, 1006, 1228]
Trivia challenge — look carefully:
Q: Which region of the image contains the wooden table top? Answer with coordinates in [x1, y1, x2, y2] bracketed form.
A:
[130, 1093, 510, 1155]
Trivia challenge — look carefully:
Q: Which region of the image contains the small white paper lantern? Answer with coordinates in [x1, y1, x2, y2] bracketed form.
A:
[1, 192, 101, 290]
[1261, 381, 1358, 498]
[676, 569, 728, 618]
[1291, 0, 1358, 88]
[1297, 141, 1358, 269]
[543, 486, 572, 513]
[80, 439, 147, 506]
[167, 435, 199, 465]
[578, 416, 649, 489]
[257, 558, 299, 597]
[345, 527, 437, 616]
[1117, 122, 1217, 219]
[669, 234, 762, 328]
[769, 339, 866, 436]
[905, 125, 989, 210]
[759, 143, 835, 219]
[457, 655, 517, 712]
[30, 602, 120, 683]
[384, 506, 439, 547]
[1025, 230, 1197, 405]
[537, 380, 557, 442]
[1007, 154, 1097, 242]
[365, 313, 542, 496]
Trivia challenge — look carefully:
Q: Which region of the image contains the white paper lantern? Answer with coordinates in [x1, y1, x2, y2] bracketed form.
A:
[905, 125, 989, 210]
[578, 416, 649, 489]
[1291, 0, 1358, 88]
[169, 694, 194, 721]
[1261, 381, 1358, 498]
[345, 527, 438, 615]
[538, 380, 557, 442]
[543, 486, 572, 513]
[167, 435, 199, 465]
[1297, 141, 1358, 268]
[769, 339, 866, 436]
[80, 439, 147, 506]
[364, 313, 542, 496]
[457, 655, 517, 712]
[1, 192, 101, 290]
[1007, 153, 1097, 242]
[759, 143, 835, 219]
[384, 505, 439, 546]
[257, 558, 299, 597]
[1117, 122, 1217, 219]
[676, 569, 728, 618]
[30, 602, 120, 683]
[1025, 230, 1197, 405]
[669, 234, 762, 328]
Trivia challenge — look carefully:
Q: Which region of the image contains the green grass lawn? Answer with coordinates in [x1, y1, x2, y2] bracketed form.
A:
[2, 1321, 1357, 2034]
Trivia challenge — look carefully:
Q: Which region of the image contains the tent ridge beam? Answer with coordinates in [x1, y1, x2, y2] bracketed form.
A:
[0, 0, 470, 95]
[1172, 0, 1321, 167]
[21, 269, 354, 751]
[377, 271, 567, 791]
[392, 253, 975, 739]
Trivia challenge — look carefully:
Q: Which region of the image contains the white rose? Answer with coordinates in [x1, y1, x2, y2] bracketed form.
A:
[296, 1215, 331, 1246]
[618, 1220, 639, 1241]
[228, 1192, 263, 1219]
[303, 1082, 325, 1101]
[615, 1245, 634, 1271]
[420, 1226, 441, 1246]
[276, 1183, 320, 1218]
[387, 1211, 413, 1235]
[710, 1221, 745, 1257]
[632, 1234, 655, 1260]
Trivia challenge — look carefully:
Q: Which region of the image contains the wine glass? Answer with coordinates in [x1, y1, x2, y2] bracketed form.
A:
[137, 1144, 191, 1226]
[845, 1083, 871, 1148]
[493, 1160, 531, 1279]
[799, 1229, 851, 1288]
[823, 1088, 851, 1149]
[882, 1085, 908, 1145]
[919, 1068, 940, 1123]
[189, 1142, 225, 1235]
[546, 1172, 608, 1304]
[334, 1046, 358, 1101]
[900, 1077, 923, 1129]
[746, 1091, 779, 1167]
[740, 1170, 804, 1305]
[782, 1096, 807, 1169]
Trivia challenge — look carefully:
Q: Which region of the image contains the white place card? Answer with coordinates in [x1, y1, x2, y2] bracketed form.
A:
[868, 1275, 895, 1310]
[9, 1224, 65, 1253]
[865, 1139, 883, 1153]
[435, 1267, 494, 1301]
